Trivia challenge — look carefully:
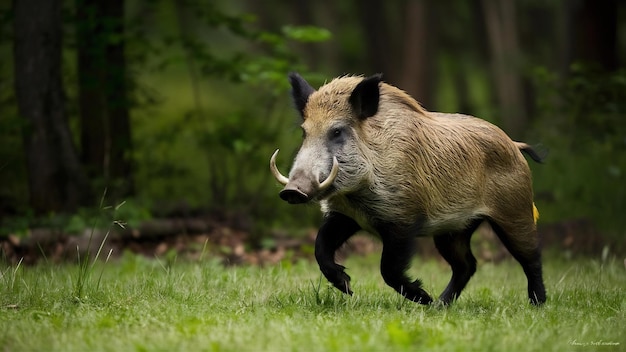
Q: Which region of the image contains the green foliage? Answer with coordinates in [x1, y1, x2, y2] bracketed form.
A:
[131, 73, 321, 233]
[1, 198, 150, 237]
[0, 255, 624, 351]
[0, 0, 328, 235]
[129, 2, 328, 234]
[530, 65, 626, 235]
[126, 1, 329, 234]
[282, 25, 332, 43]
[129, 0, 325, 90]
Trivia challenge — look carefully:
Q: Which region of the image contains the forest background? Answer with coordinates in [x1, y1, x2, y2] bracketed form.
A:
[0, 0, 624, 255]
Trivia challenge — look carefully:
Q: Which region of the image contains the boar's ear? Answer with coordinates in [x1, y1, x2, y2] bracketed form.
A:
[288, 72, 316, 118]
[349, 74, 383, 119]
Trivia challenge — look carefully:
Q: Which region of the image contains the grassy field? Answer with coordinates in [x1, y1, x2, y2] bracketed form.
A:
[1, 252, 624, 352]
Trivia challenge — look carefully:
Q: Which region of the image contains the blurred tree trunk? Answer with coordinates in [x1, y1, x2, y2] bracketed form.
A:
[76, 0, 133, 197]
[356, 0, 397, 80]
[174, 0, 203, 113]
[315, 0, 341, 72]
[292, 0, 321, 69]
[103, 1, 132, 193]
[76, 0, 106, 182]
[13, 0, 91, 213]
[482, 0, 526, 139]
[571, 0, 618, 71]
[399, 0, 434, 108]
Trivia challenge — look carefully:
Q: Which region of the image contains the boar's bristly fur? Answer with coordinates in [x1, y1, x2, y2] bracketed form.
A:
[271, 73, 546, 306]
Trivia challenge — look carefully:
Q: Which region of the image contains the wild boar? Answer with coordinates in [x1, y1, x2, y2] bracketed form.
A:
[270, 73, 546, 305]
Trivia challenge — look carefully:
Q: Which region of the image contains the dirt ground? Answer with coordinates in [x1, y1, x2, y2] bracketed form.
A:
[1, 216, 622, 266]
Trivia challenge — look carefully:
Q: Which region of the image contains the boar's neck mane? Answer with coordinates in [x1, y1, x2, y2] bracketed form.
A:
[378, 83, 428, 116]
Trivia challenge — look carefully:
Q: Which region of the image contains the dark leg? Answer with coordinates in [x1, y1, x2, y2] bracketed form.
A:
[488, 220, 546, 305]
[380, 236, 433, 304]
[315, 212, 361, 295]
[433, 219, 483, 305]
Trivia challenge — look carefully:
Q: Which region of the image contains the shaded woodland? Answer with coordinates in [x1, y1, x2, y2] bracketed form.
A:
[0, 0, 624, 256]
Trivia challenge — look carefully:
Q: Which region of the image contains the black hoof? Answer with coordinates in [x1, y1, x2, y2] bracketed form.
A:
[401, 282, 432, 305]
[332, 271, 353, 295]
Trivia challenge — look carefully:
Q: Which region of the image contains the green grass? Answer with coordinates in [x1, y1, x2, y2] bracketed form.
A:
[1, 253, 624, 351]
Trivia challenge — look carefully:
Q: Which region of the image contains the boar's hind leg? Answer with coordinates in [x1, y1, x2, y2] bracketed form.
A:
[380, 236, 433, 304]
[315, 212, 361, 295]
[488, 219, 546, 305]
[433, 219, 483, 305]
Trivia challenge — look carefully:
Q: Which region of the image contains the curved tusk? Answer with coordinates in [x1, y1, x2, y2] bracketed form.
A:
[270, 149, 289, 185]
[318, 156, 339, 191]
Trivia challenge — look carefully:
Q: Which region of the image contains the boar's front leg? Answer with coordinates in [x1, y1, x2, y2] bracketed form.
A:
[380, 233, 433, 304]
[315, 212, 361, 295]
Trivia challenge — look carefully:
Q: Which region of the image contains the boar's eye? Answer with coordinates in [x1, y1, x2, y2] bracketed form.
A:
[329, 127, 344, 142]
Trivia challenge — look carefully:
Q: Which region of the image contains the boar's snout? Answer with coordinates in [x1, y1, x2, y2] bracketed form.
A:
[279, 169, 316, 204]
[270, 149, 340, 204]
[279, 184, 310, 204]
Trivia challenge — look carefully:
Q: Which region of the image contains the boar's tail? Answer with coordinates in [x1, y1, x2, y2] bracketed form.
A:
[514, 142, 547, 164]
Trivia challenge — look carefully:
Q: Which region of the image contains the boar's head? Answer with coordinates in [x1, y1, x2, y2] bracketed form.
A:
[270, 72, 382, 204]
